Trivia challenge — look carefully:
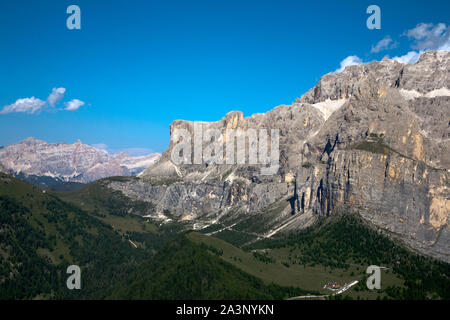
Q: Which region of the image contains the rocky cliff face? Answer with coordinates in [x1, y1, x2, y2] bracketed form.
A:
[0, 161, 6, 174]
[106, 50, 450, 262]
[0, 138, 161, 183]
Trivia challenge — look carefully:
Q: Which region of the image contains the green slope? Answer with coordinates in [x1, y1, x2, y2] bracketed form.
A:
[53, 176, 156, 219]
[0, 173, 154, 299]
[186, 231, 381, 297]
[109, 233, 310, 300]
[248, 214, 450, 300]
[3, 173, 307, 300]
[53, 177, 185, 253]
[187, 214, 450, 300]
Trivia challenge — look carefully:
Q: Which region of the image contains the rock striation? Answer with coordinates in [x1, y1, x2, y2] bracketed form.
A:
[107, 50, 450, 262]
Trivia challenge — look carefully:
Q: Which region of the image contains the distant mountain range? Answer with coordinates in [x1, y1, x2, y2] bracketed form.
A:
[0, 137, 160, 187]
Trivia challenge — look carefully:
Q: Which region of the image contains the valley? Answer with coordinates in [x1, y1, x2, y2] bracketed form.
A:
[2, 171, 448, 300]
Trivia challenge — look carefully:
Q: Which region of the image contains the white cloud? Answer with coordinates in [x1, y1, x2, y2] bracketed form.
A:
[64, 99, 85, 111]
[47, 87, 66, 107]
[335, 55, 363, 73]
[406, 23, 435, 40]
[371, 36, 398, 53]
[406, 22, 450, 51]
[1, 88, 86, 115]
[0, 97, 46, 114]
[393, 23, 450, 64]
[392, 51, 423, 64]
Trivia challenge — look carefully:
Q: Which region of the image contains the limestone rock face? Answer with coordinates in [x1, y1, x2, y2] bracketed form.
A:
[0, 138, 161, 183]
[108, 51, 450, 262]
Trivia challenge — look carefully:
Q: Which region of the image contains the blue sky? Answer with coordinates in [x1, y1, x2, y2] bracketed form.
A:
[0, 0, 449, 154]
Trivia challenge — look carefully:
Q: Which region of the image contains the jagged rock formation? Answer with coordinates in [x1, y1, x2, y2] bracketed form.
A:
[106, 51, 450, 262]
[0, 138, 161, 183]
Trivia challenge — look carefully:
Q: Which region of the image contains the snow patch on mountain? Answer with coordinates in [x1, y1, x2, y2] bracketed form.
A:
[310, 99, 347, 121]
[400, 87, 450, 100]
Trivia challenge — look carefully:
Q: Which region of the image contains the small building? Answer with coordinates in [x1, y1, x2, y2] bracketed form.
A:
[323, 281, 341, 290]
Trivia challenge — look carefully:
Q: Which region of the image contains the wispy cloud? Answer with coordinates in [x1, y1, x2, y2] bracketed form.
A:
[393, 22, 450, 64]
[121, 148, 155, 156]
[370, 36, 398, 53]
[47, 87, 66, 107]
[64, 99, 85, 111]
[406, 23, 450, 51]
[0, 97, 46, 115]
[335, 55, 363, 73]
[346, 22, 450, 69]
[91, 143, 155, 156]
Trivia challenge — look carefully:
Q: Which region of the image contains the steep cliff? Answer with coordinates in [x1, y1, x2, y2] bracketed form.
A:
[106, 51, 450, 262]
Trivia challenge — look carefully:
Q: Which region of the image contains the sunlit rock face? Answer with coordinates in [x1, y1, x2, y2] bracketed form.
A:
[107, 51, 449, 262]
[0, 138, 161, 183]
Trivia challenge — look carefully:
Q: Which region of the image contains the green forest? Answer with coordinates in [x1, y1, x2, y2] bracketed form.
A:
[1, 172, 449, 300]
[249, 214, 450, 300]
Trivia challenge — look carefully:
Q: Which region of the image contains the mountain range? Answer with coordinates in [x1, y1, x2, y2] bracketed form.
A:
[102, 50, 450, 263]
[0, 138, 160, 186]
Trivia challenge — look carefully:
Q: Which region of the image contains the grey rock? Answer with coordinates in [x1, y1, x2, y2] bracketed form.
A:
[0, 138, 161, 183]
[107, 51, 450, 262]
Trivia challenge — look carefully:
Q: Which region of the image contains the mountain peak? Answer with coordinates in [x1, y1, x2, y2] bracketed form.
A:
[418, 49, 449, 62]
[21, 137, 46, 144]
[298, 50, 450, 104]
